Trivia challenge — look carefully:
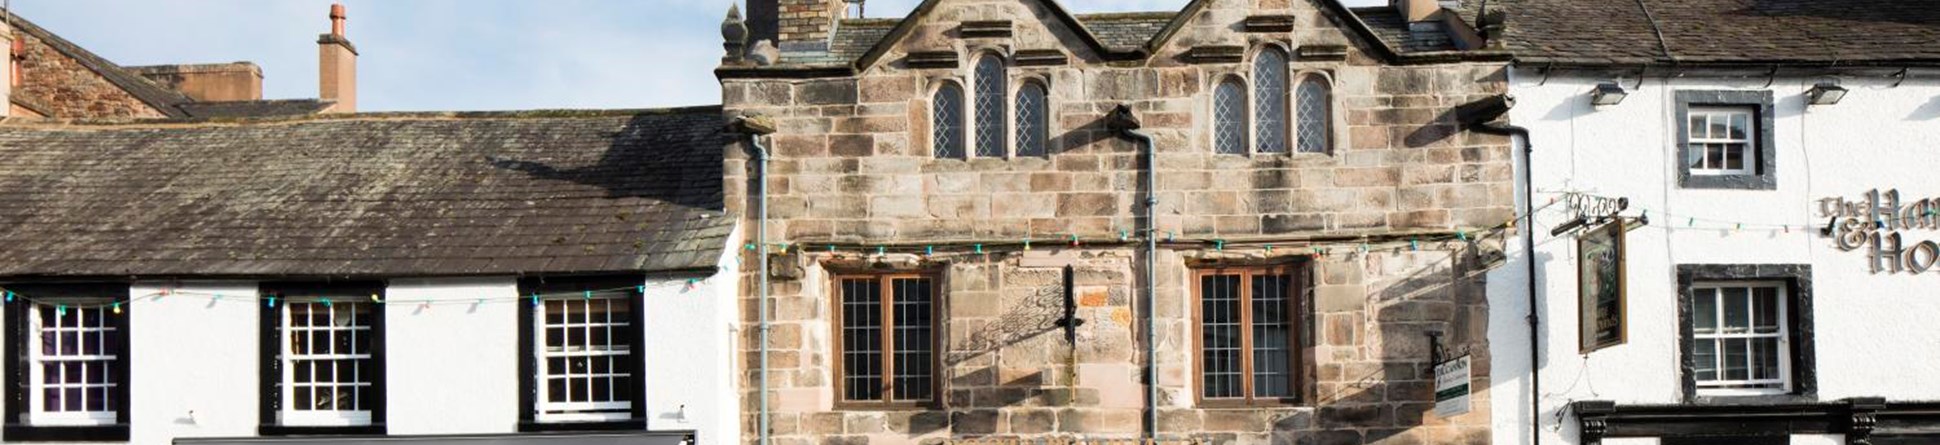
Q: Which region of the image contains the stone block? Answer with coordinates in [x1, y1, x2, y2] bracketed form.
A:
[1318, 404, 1392, 428]
[845, 412, 887, 434]
[859, 75, 917, 103]
[950, 409, 1003, 435]
[869, 195, 926, 218]
[803, 411, 846, 434]
[797, 80, 858, 105]
[1204, 409, 1270, 431]
[888, 411, 950, 434]
[1315, 285, 1368, 313]
[830, 134, 875, 157]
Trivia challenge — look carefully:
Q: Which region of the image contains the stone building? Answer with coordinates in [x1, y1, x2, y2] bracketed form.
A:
[1, 6, 354, 119]
[718, 0, 1518, 443]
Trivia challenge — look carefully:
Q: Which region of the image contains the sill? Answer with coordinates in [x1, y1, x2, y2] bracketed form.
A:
[1198, 399, 1306, 410]
[259, 424, 387, 436]
[3, 424, 130, 442]
[518, 419, 647, 433]
[1686, 393, 1818, 406]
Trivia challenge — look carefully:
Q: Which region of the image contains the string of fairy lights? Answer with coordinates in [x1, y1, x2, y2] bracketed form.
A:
[0, 281, 710, 314]
[0, 191, 1861, 314]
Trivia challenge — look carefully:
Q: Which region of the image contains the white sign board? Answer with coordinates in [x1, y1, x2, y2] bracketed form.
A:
[1434, 355, 1472, 418]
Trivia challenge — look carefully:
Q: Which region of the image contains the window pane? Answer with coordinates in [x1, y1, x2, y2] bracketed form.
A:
[1729, 113, 1749, 140]
[1723, 338, 1749, 381]
[1296, 76, 1332, 153]
[1253, 49, 1289, 154]
[933, 83, 965, 159]
[891, 278, 934, 401]
[1721, 287, 1750, 331]
[1200, 274, 1244, 398]
[1693, 289, 1718, 334]
[973, 55, 1007, 158]
[1753, 337, 1781, 381]
[1688, 114, 1708, 139]
[1251, 273, 1294, 398]
[1753, 287, 1780, 333]
[1015, 83, 1049, 157]
[1693, 340, 1718, 382]
[1214, 79, 1247, 155]
[840, 278, 884, 402]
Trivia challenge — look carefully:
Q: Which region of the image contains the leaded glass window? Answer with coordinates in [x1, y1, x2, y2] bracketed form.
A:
[1295, 75, 1332, 154]
[1196, 266, 1303, 405]
[1213, 78, 1247, 155]
[973, 55, 1008, 158]
[1253, 48, 1290, 154]
[1015, 82, 1049, 157]
[837, 274, 936, 406]
[932, 82, 965, 158]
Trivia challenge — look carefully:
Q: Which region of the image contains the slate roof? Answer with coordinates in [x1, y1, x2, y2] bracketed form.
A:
[1353, 7, 1459, 53]
[782, 19, 899, 66]
[0, 108, 735, 278]
[1491, 0, 1940, 65]
[1076, 12, 1175, 52]
[174, 99, 338, 119]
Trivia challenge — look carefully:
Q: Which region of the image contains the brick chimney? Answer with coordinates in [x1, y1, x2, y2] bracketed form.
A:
[0, 23, 12, 117]
[1392, 0, 1443, 22]
[317, 3, 357, 113]
[746, 0, 846, 53]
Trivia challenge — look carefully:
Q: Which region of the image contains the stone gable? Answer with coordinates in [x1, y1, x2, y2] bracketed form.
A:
[723, 0, 1510, 443]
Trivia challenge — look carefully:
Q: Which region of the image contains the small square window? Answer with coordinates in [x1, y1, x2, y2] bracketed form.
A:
[1674, 91, 1775, 190]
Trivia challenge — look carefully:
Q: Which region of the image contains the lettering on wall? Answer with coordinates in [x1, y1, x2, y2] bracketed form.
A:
[1820, 189, 1940, 274]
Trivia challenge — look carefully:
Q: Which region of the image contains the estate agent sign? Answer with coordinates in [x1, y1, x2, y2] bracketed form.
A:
[1434, 355, 1472, 418]
[1821, 189, 1940, 274]
[1578, 221, 1627, 353]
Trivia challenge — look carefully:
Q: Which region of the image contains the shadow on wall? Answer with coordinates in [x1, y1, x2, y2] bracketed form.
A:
[1909, 95, 1940, 121]
[1343, 237, 1501, 445]
[484, 112, 728, 211]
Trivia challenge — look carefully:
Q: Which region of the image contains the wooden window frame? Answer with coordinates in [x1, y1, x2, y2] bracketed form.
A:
[1192, 264, 1311, 408]
[830, 273, 942, 410]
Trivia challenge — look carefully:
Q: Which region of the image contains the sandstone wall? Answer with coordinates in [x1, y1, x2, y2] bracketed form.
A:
[723, 0, 1512, 444]
[15, 32, 168, 118]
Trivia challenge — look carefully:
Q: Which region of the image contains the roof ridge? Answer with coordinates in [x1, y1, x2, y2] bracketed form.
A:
[0, 105, 728, 129]
[1074, 11, 1177, 20]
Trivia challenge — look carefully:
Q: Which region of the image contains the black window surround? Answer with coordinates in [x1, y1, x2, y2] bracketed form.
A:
[516, 276, 647, 433]
[2, 283, 131, 442]
[1674, 90, 1777, 190]
[259, 282, 389, 436]
[1572, 398, 1940, 445]
[1675, 264, 1816, 404]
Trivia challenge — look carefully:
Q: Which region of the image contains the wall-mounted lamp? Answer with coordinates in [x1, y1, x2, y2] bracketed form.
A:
[1806, 83, 1848, 106]
[1591, 82, 1628, 106]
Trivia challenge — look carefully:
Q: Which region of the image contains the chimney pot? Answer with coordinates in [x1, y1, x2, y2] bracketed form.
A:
[330, 3, 347, 37]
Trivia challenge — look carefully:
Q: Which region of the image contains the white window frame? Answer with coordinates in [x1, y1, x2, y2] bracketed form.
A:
[1685, 107, 1756, 176]
[278, 301, 374, 427]
[533, 296, 634, 423]
[26, 303, 118, 426]
[1691, 281, 1790, 396]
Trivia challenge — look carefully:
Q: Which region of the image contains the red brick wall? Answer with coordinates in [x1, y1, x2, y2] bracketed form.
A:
[14, 33, 167, 118]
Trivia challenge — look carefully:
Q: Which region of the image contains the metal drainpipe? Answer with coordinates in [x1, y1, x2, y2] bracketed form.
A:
[1107, 105, 1158, 441]
[1477, 121, 1538, 445]
[733, 116, 777, 445]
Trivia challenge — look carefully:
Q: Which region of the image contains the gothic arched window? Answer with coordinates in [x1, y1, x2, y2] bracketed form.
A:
[1213, 78, 1247, 155]
[1252, 48, 1290, 154]
[933, 82, 965, 158]
[972, 54, 1008, 158]
[1015, 81, 1049, 157]
[1295, 74, 1333, 154]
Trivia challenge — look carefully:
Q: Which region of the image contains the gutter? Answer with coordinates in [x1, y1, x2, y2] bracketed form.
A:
[1106, 105, 1158, 441]
[1459, 95, 1539, 445]
[729, 115, 778, 445]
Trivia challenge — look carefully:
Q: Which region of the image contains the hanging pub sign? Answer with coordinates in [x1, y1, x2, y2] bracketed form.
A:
[1434, 355, 1472, 418]
[1820, 189, 1940, 274]
[1577, 221, 1627, 353]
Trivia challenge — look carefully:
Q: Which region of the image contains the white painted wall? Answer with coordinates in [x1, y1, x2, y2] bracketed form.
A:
[384, 277, 522, 435]
[1488, 70, 1940, 445]
[129, 282, 261, 445]
[0, 262, 741, 445]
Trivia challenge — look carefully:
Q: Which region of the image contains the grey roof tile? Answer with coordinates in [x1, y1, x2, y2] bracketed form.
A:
[0, 108, 734, 277]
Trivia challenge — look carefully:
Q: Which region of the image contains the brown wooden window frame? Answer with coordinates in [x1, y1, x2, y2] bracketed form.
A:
[1192, 263, 1311, 408]
[830, 273, 942, 410]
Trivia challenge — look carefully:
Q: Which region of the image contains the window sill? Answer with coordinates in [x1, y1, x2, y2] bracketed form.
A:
[1686, 393, 1818, 406]
[517, 419, 647, 433]
[259, 424, 387, 436]
[3, 424, 130, 442]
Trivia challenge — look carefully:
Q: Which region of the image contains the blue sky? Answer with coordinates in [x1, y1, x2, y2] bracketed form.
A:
[11, 0, 1378, 111]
